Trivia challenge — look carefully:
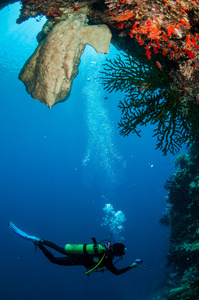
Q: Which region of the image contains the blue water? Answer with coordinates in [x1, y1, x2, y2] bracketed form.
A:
[0, 3, 184, 300]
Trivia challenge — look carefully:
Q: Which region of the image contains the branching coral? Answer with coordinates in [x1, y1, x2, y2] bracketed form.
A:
[101, 53, 199, 155]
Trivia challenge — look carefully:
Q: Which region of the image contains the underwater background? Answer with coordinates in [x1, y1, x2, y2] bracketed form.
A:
[0, 3, 187, 300]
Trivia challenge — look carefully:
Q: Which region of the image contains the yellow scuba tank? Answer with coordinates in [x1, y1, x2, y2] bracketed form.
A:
[64, 243, 104, 255]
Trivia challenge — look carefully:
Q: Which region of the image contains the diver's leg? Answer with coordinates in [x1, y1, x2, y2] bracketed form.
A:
[37, 243, 78, 266]
[41, 240, 66, 254]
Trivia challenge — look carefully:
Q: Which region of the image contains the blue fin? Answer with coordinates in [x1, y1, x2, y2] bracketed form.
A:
[8, 222, 40, 242]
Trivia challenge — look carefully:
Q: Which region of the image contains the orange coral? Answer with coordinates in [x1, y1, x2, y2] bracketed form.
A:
[108, 0, 199, 69]
[131, 21, 161, 41]
[147, 26, 161, 40]
[112, 10, 134, 22]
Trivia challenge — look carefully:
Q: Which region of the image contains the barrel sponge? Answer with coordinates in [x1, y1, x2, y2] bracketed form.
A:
[19, 14, 112, 108]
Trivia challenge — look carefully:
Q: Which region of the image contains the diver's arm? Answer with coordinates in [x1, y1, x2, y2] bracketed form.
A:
[107, 263, 132, 275]
[107, 259, 143, 275]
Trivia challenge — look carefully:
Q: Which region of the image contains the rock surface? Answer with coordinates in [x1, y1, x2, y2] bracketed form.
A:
[19, 9, 112, 108]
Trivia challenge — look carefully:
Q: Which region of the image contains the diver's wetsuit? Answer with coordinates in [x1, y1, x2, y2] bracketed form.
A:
[38, 240, 132, 275]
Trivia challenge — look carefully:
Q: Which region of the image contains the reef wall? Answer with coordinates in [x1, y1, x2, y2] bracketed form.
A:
[159, 140, 199, 299]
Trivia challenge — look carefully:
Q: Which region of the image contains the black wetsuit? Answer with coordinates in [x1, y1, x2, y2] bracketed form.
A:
[38, 240, 132, 275]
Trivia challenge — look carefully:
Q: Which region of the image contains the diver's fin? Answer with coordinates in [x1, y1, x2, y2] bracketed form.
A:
[34, 242, 38, 252]
[8, 222, 40, 242]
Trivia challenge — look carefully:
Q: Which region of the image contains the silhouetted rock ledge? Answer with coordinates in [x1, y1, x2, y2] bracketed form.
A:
[19, 8, 112, 108]
[0, 0, 18, 11]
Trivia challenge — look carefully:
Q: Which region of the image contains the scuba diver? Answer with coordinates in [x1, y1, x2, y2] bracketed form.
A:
[8, 222, 142, 275]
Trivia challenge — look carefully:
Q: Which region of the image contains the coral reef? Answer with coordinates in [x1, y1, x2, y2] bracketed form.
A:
[159, 140, 199, 299]
[175, 153, 190, 169]
[19, 7, 112, 108]
[1, 0, 199, 152]
[104, 0, 199, 79]
[3, 1, 198, 86]
[101, 53, 199, 155]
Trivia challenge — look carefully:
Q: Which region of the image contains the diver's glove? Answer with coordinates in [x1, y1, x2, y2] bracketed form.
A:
[130, 259, 143, 268]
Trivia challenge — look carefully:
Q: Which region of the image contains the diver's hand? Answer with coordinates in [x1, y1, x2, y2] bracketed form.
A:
[130, 259, 143, 268]
[135, 259, 142, 264]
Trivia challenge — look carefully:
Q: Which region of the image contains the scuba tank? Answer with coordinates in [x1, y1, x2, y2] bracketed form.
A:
[64, 237, 104, 255]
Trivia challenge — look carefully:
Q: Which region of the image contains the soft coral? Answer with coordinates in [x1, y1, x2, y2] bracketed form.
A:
[112, 10, 134, 22]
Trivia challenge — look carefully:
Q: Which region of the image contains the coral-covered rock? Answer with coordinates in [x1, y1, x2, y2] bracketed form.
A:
[19, 8, 112, 108]
[168, 284, 196, 300]
[159, 140, 199, 299]
[190, 239, 199, 252]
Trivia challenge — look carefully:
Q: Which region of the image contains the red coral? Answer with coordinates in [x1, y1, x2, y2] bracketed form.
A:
[167, 25, 175, 37]
[136, 34, 144, 45]
[56, 11, 62, 16]
[72, 5, 81, 11]
[153, 45, 158, 54]
[117, 23, 124, 29]
[132, 23, 138, 31]
[191, 37, 199, 49]
[146, 19, 152, 26]
[162, 32, 168, 42]
[162, 48, 168, 56]
[155, 39, 160, 49]
[185, 35, 192, 49]
[184, 35, 199, 50]
[144, 46, 151, 59]
[184, 49, 195, 59]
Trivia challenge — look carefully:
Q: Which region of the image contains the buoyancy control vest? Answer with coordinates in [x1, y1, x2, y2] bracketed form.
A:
[64, 238, 110, 275]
